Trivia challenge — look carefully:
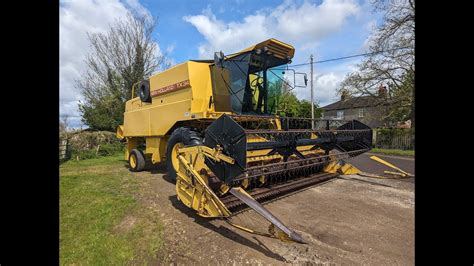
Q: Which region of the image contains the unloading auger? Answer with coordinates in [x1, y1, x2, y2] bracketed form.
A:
[174, 114, 371, 243]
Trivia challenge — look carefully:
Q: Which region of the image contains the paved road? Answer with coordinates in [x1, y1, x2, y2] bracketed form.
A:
[347, 153, 414, 175]
[345, 153, 415, 188]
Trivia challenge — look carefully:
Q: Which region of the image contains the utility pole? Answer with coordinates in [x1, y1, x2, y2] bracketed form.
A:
[310, 54, 314, 129]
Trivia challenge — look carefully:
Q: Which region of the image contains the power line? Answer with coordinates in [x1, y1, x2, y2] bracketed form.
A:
[289, 46, 413, 67]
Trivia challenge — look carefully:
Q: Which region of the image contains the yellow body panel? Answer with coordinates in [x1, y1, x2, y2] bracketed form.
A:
[123, 62, 201, 137]
[120, 38, 297, 164]
[145, 137, 168, 163]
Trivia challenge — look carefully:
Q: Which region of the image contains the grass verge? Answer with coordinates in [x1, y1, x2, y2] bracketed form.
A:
[60, 153, 164, 265]
[370, 148, 414, 157]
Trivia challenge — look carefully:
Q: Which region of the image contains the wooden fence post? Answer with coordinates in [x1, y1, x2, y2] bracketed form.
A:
[372, 129, 377, 147]
[60, 137, 69, 160]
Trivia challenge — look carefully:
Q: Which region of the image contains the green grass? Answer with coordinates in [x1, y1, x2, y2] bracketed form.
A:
[370, 148, 414, 157]
[66, 143, 125, 162]
[60, 153, 164, 265]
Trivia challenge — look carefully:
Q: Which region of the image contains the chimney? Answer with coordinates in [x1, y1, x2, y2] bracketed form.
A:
[378, 85, 387, 97]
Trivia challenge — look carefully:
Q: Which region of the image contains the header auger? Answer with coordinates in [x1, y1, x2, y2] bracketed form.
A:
[118, 38, 372, 243]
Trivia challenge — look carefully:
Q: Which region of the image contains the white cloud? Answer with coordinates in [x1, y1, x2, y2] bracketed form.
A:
[124, 0, 152, 20]
[184, 0, 360, 58]
[291, 59, 360, 107]
[183, 13, 270, 58]
[60, 0, 158, 128]
[273, 0, 360, 42]
[314, 73, 345, 106]
[165, 44, 175, 54]
[183, 0, 367, 108]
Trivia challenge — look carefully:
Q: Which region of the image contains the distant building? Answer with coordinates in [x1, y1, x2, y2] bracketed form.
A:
[321, 86, 393, 128]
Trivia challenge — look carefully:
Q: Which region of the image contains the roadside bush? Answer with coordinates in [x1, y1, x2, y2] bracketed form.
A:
[69, 142, 124, 161]
[61, 130, 124, 162]
[376, 128, 414, 137]
[97, 143, 124, 156]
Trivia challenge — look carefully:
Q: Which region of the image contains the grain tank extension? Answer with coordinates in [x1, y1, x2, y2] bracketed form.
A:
[117, 39, 372, 243]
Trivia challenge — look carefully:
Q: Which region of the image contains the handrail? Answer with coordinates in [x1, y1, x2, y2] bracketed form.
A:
[131, 81, 141, 100]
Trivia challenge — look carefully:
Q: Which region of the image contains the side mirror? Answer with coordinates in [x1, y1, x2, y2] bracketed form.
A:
[295, 72, 308, 88]
[214, 51, 225, 67]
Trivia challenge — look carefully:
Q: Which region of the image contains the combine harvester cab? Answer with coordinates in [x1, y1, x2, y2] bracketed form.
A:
[119, 38, 372, 243]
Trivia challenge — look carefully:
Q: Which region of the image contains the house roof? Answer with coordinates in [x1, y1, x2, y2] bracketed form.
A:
[321, 96, 390, 111]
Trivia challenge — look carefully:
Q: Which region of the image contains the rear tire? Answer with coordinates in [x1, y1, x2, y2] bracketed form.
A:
[129, 149, 146, 172]
[166, 127, 203, 183]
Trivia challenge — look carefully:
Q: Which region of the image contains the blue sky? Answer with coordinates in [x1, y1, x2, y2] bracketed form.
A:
[60, 0, 382, 128]
[146, 0, 376, 63]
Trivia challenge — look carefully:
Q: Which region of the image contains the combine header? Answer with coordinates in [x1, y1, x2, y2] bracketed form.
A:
[117, 39, 372, 243]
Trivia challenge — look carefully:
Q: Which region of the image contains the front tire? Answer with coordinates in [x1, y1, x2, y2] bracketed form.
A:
[166, 127, 202, 183]
[129, 149, 146, 172]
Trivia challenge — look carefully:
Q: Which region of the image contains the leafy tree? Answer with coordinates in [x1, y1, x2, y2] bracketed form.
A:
[77, 14, 167, 131]
[339, 0, 414, 127]
[267, 77, 322, 118]
[267, 78, 292, 114]
[385, 69, 413, 124]
[299, 100, 323, 118]
[277, 91, 300, 117]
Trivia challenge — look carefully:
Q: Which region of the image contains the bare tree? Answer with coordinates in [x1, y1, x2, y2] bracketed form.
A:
[77, 14, 167, 131]
[60, 114, 69, 134]
[339, 0, 415, 127]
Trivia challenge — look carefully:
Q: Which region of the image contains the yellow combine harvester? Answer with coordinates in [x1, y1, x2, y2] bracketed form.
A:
[117, 39, 372, 243]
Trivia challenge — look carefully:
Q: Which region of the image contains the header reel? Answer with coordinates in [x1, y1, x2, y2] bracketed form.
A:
[203, 114, 372, 184]
[175, 114, 372, 243]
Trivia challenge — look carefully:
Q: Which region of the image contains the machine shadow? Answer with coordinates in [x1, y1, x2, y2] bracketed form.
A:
[122, 161, 176, 183]
[148, 162, 177, 183]
[168, 195, 287, 262]
[148, 162, 167, 174]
